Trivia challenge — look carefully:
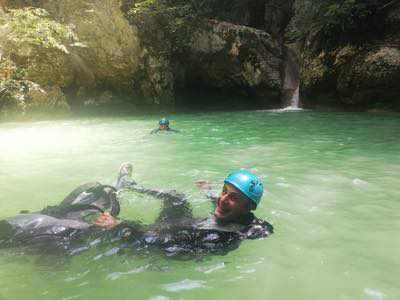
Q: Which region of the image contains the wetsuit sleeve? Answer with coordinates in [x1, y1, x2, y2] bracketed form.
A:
[115, 175, 137, 191]
[129, 185, 184, 200]
[244, 218, 274, 239]
[129, 185, 193, 222]
[150, 129, 160, 134]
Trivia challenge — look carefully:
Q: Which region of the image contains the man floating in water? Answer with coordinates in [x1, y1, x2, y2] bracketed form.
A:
[0, 163, 273, 257]
[97, 163, 274, 257]
[150, 118, 179, 134]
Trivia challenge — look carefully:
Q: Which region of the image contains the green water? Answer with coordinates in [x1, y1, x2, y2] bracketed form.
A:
[0, 111, 399, 300]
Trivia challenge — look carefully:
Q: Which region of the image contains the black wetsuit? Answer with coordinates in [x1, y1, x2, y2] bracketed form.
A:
[150, 128, 180, 134]
[0, 183, 121, 253]
[116, 185, 274, 257]
[0, 182, 273, 257]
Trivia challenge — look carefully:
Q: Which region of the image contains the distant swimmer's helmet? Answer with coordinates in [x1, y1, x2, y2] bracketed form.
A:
[159, 118, 169, 126]
[224, 170, 264, 207]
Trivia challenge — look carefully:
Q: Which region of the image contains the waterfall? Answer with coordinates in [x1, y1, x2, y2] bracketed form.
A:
[282, 46, 301, 110]
[290, 85, 300, 108]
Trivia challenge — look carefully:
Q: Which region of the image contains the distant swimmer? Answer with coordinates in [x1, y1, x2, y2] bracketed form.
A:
[150, 118, 179, 134]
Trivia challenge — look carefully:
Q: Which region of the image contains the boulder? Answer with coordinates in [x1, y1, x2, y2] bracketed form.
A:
[301, 44, 400, 109]
[337, 46, 400, 106]
[40, 0, 141, 93]
[0, 2, 141, 104]
[178, 20, 284, 105]
[0, 54, 70, 119]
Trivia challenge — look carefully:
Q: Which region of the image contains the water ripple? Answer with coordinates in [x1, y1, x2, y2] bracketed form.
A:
[162, 279, 206, 292]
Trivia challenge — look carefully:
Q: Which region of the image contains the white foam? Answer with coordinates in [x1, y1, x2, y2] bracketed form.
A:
[150, 296, 170, 300]
[353, 178, 368, 186]
[364, 288, 385, 300]
[162, 279, 206, 292]
[257, 107, 304, 113]
[106, 265, 149, 281]
[196, 262, 225, 274]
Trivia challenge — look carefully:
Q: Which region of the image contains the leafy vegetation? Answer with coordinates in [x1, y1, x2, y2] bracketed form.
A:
[0, 59, 27, 117]
[4, 7, 78, 53]
[291, 0, 399, 52]
[128, 0, 267, 25]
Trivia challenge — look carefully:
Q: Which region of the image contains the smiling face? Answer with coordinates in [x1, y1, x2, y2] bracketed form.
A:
[214, 183, 251, 223]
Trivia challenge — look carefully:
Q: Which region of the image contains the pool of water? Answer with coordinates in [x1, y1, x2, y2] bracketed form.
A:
[0, 111, 399, 300]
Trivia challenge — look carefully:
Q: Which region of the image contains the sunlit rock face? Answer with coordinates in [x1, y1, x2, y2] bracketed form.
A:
[0, 47, 70, 119]
[40, 0, 141, 93]
[0, 1, 141, 118]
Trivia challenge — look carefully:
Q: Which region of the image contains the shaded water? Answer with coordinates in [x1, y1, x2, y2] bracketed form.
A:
[0, 111, 399, 300]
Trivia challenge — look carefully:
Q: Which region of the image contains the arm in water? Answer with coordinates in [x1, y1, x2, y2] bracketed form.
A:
[150, 128, 160, 134]
[128, 185, 193, 222]
[115, 162, 192, 222]
[120, 179, 220, 224]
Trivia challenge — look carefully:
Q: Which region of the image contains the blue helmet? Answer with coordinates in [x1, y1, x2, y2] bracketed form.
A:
[159, 118, 169, 126]
[224, 170, 264, 207]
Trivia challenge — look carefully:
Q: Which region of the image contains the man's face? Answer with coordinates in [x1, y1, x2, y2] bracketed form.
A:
[159, 124, 168, 130]
[214, 183, 250, 223]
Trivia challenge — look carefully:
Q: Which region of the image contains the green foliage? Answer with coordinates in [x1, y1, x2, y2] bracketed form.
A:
[0, 59, 26, 115]
[127, 0, 259, 31]
[292, 0, 397, 52]
[5, 7, 78, 53]
[126, 0, 262, 54]
[128, 0, 193, 30]
[127, 0, 195, 54]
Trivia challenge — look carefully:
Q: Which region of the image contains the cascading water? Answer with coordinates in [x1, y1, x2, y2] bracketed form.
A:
[281, 46, 302, 111]
[288, 85, 300, 109]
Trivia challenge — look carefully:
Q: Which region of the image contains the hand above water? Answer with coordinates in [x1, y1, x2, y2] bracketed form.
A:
[94, 212, 120, 229]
